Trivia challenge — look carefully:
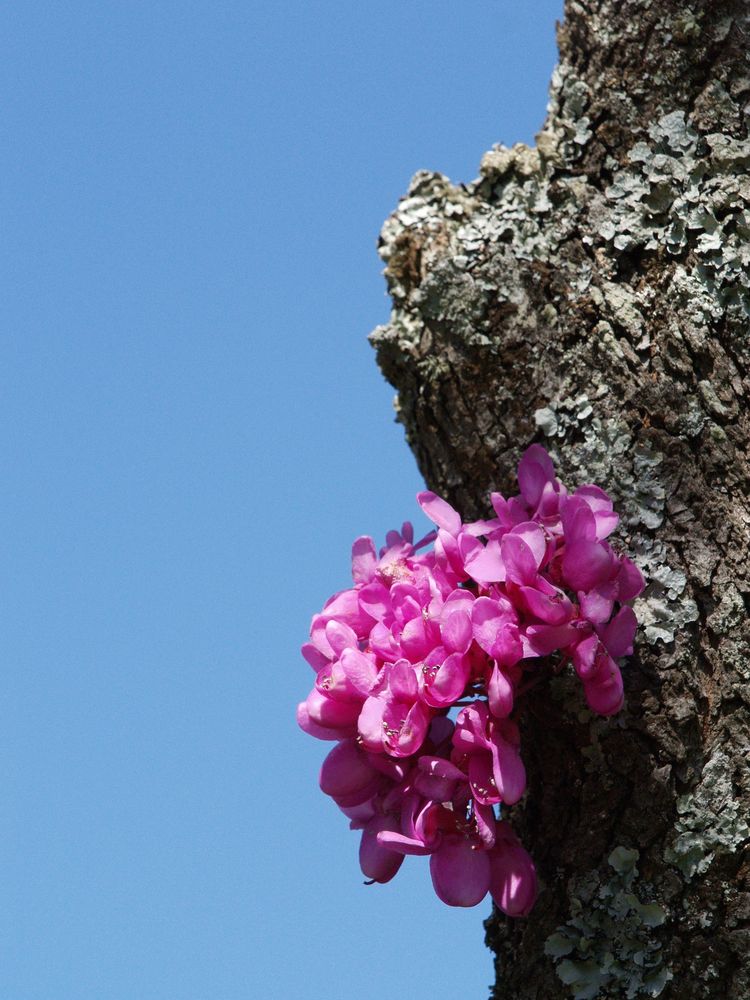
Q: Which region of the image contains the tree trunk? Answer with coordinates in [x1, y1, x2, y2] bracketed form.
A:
[370, 2, 750, 997]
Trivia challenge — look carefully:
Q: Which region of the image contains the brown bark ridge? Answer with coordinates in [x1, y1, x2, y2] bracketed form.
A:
[370, 2, 750, 998]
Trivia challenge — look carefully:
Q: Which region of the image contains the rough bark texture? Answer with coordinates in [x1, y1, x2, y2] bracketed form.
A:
[370, 2, 750, 997]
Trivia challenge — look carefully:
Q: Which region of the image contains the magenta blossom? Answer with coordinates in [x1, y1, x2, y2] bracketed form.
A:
[298, 445, 643, 911]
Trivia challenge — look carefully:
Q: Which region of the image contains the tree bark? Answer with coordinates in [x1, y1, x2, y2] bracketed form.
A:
[370, 2, 750, 997]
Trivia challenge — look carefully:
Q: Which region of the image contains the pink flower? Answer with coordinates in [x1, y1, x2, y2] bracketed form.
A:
[571, 634, 625, 715]
[489, 821, 538, 916]
[452, 702, 527, 805]
[297, 443, 641, 912]
[430, 836, 493, 907]
[319, 739, 384, 808]
[358, 660, 432, 757]
[427, 817, 537, 911]
[359, 813, 405, 883]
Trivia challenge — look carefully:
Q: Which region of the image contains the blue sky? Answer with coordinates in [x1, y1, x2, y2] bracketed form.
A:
[0, 3, 562, 998]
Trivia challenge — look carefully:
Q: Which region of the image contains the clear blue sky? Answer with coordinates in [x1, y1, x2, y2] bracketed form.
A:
[1, 3, 562, 998]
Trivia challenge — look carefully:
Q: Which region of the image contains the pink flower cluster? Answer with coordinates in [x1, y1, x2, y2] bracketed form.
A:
[297, 446, 644, 912]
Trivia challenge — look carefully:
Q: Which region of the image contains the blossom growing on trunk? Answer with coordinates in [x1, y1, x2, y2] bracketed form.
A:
[297, 445, 643, 912]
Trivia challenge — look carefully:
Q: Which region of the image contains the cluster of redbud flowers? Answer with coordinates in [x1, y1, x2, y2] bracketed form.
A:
[297, 446, 644, 912]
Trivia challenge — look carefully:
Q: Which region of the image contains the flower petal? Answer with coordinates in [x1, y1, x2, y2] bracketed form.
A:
[351, 535, 377, 584]
[562, 539, 616, 592]
[583, 661, 624, 715]
[325, 619, 358, 657]
[522, 622, 578, 657]
[468, 752, 501, 806]
[417, 491, 462, 535]
[489, 829, 537, 916]
[518, 583, 573, 625]
[452, 702, 490, 753]
[340, 647, 379, 697]
[501, 534, 539, 586]
[617, 556, 646, 601]
[301, 642, 329, 672]
[357, 696, 386, 752]
[394, 701, 431, 757]
[472, 596, 516, 655]
[488, 664, 515, 719]
[518, 444, 556, 508]
[400, 614, 435, 661]
[561, 495, 597, 543]
[296, 700, 347, 741]
[421, 653, 470, 709]
[575, 484, 619, 540]
[441, 608, 473, 654]
[389, 660, 419, 701]
[490, 729, 526, 805]
[473, 801, 497, 849]
[460, 535, 506, 585]
[511, 521, 547, 567]
[359, 814, 405, 883]
[319, 739, 378, 799]
[368, 622, 399, 660]
[305, 688, 361, 728]
[579, 584, 616, 624]
[358, 580, 391, 622]
[323, 588, 375, 633]
[571, 634, 601, 680]
[430, 838, 491, 907]
[376, 831, 436, 856]
[601, 605, 637, 659]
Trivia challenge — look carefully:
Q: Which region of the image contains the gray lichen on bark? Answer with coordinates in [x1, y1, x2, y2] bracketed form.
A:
[544, 846, 669, 999]
[370, 1, 750, 997]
